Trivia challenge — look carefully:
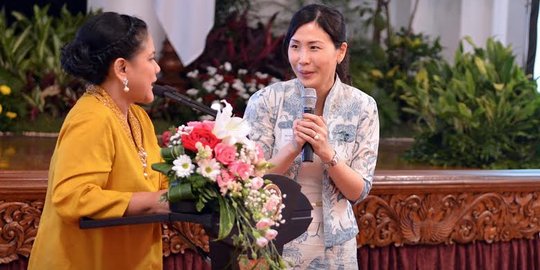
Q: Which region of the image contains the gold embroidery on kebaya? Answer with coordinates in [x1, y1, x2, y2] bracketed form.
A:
[86, 85, 148, 178]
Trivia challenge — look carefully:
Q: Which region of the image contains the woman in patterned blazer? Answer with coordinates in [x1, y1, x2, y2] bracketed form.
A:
[244, 4, 380, 269]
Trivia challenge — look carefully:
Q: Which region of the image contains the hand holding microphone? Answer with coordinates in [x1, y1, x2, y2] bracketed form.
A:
[300, 88, 317, 162]
[295, 87, 333, 163]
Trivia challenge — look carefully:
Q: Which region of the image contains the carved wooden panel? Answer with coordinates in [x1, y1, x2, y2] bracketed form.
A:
[162, 222, 210, 256]
[0, 200, 43, 264]
[3, 169, 540, 264]
[355, 191, 540, 247]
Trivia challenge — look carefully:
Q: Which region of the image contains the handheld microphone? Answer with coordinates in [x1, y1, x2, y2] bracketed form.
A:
[301, 88, 317, 162]
[152, 85, 217, 118]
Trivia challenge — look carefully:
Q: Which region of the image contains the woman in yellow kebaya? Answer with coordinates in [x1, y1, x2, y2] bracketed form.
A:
[29, 12, 168, 270]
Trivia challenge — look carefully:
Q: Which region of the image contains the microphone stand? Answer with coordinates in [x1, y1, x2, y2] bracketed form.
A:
[154, 85, 217, 118]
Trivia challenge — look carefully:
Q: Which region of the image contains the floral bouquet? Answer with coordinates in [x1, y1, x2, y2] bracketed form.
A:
[184, 62, 280, 119]
[152, 101, 287, 269]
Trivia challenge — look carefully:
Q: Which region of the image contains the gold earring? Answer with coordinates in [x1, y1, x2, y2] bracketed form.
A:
[122, 78, 129, 92]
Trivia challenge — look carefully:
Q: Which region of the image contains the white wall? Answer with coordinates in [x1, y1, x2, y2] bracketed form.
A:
[393, 0, 530, 66]
[87, 0, 167, 55]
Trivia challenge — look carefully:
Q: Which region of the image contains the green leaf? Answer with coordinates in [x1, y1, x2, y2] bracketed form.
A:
[457, 102, 472, 119]
[216, 196, 235, 240]
[150, 162, 173, 175]
[160, 145, 185, 161]
[474, 56, 487, 76]
[167, 182, 196, 201]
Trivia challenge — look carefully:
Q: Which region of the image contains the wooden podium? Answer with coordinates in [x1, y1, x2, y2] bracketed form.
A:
[80, 174, 313, 269]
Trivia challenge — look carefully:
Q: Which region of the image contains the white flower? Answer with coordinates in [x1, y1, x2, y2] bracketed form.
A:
[214, 74, 224, 83]
[203, 80, 216, 91]
[206, 66, 218, 75]
[195, 142, 213, 161]
[211, 101, 223, 111]
[187, 70, 199, 78]
[186, 88, 199, 96]
[216, 90, 227, 98]
[255, 71, 268, 79]
[224, 62, 232, 71]
[212, 100, 250, 145]
[196, 158, 221, 181]
[171, 155, 195, 177]
[232, 79, 246, 92]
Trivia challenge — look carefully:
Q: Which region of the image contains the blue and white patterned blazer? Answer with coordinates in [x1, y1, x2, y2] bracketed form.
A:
[244, 76, 379, 247]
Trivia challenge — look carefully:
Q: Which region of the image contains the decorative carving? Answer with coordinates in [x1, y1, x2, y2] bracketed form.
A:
[162, 222, 210, 256]
[355, 192, 540, 247]
[4, 170, 540, 265]
[0, 200, 43, 264]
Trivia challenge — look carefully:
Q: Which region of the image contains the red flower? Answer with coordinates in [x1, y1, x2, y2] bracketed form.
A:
[181, 127, 220, 152]
[161, 130, 172, 147]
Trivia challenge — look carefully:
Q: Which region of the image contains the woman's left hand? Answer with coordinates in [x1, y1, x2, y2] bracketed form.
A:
[293, 113, 334, 162]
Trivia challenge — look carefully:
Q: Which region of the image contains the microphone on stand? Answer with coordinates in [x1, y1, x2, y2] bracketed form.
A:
[301, 88, 317, 162]
[152, 85, 217, 118]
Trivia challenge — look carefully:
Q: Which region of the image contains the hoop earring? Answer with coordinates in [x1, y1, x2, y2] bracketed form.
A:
[122, 78, 130, 92]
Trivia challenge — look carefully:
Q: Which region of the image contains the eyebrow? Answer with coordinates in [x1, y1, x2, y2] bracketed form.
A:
[290, 38, 324, 45]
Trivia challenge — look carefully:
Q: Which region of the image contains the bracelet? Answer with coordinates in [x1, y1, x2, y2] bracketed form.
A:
[323, 150, 339, 170]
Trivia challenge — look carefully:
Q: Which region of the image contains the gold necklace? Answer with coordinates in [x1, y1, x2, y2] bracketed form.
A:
[86, 85, 148, 178]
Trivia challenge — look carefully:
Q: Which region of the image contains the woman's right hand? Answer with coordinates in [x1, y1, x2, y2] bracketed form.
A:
[124, 189, 170, 216]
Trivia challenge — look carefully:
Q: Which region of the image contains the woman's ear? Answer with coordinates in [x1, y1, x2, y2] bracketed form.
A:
[112, 58, 128, 81]
[337, 42, 348, 64]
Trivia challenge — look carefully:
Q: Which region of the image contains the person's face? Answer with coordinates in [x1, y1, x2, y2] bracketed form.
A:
[126, 34, 161, 104]
[287, 22, 346, 93]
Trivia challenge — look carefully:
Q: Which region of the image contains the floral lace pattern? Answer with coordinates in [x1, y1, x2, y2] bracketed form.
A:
[244, 77, 379, 247]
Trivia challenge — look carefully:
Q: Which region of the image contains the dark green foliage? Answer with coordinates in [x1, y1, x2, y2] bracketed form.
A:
[350, 29, 443, 135]
[399, 37, 540, 168]
[0, 5, 96, 128]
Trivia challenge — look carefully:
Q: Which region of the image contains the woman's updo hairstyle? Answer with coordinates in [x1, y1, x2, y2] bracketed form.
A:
[61, 12, 148, 85]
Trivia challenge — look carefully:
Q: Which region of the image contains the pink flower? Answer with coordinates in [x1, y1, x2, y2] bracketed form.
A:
[187, 120, 214, 131]
[217, 170, 234, 194]
[264, 196, 280, 212]
[228, 161, 252, 180]
[256, 218, 274, 230]
[255, 144, 265, 161]
[250, 177, 264, 190]
[256, 237, 268, 247]
[265, 229, 278, 240]
[214, 143, 237, 165]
